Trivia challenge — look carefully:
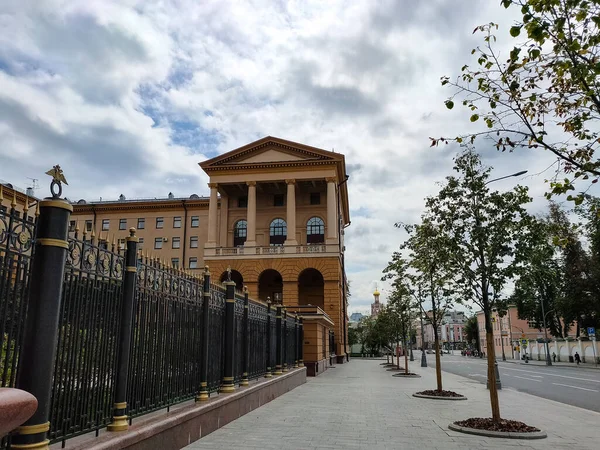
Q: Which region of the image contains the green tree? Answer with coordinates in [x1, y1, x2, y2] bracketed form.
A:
[512, 212, 566, 337]
[435, 0, 600, 203]
[463, 315, 480, 350]
[383, 221, 455, 391]
[425, 149, 531, 422]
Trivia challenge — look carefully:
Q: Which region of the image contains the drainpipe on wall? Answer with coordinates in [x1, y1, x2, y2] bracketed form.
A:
[92, 205, 97, 236]
[182, 201, 188, 269]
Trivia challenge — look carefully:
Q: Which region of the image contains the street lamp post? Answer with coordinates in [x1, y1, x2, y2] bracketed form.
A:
[479, 169, 527, 391]
[497, 312, 507, 362]
[419, 312, 427, 367]
[540, 299, 553, 366]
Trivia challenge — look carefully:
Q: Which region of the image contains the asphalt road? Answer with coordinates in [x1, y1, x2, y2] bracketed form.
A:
[425, 353, 600, 413]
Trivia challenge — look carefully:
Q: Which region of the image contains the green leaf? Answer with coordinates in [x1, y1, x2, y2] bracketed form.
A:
[470, 114, 479, 122]
[445, 100, 454, 110]
[510, 26, 521, 37]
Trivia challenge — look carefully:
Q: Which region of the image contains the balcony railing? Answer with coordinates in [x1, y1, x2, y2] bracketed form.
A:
[206, 243, 339, 257]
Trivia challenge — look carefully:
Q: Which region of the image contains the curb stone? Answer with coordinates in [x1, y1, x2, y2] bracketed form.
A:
[447, 423, 547, 439]
[412, 393, 467, 400]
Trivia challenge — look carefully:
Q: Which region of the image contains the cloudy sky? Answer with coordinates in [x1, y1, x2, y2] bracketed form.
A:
[0, 1, 577, 314]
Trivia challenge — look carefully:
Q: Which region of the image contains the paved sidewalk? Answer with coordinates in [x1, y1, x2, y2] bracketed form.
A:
[184, 359, 600, 450]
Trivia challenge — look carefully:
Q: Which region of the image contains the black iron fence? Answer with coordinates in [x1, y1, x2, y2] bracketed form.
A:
[49, 230, 124, 443]
[2, 197, 302, 449]
[0, 201, 36, 450]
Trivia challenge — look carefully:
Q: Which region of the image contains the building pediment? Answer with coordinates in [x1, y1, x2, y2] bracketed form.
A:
[200, 136, 342, 171]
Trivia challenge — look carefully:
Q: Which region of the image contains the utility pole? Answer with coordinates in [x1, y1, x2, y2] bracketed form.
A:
[540, 298, 552, 366]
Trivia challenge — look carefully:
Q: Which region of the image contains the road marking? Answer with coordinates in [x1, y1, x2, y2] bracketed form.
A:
[500, 367, 600, 383]
[468, 373, 486, 378]
[529, 375, 543, 378]
[512, 375, 541, 383]
[552, 383, 599, 392]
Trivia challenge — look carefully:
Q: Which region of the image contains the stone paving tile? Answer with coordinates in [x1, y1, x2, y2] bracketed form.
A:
[184, 359, 600, 450]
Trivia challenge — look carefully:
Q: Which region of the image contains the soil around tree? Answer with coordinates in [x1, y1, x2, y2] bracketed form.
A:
[454, 418, 539, 433]
[416, 389, 465, 398]
[386, 367, 404, 371]
[392, 372, 421, 378]
[448, 418, 547, 439]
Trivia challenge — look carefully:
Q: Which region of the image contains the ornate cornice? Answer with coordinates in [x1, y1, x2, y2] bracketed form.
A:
[204, 160, 337, 172]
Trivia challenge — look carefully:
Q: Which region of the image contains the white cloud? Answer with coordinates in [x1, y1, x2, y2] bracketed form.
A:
[0, 0, 592, 315]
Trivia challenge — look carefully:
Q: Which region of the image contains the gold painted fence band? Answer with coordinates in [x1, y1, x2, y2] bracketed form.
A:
[15, 422, 50, 435]
[37, 238, 69, 249]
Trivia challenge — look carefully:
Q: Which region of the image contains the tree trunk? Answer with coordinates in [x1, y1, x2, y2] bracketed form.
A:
[486, 331, 501, 421]
[434, 337, 442, 391]
[396, 340, 400, 369]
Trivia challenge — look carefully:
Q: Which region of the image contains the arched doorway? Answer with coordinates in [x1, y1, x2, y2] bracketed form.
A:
[220, 270, 244, 292]
[258, 269, 283, 303]
[298, 268, 324, 309]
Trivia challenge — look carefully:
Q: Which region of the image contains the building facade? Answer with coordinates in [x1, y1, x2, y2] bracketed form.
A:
[440, 310, 467, 350]
[71, 136, 351, 361]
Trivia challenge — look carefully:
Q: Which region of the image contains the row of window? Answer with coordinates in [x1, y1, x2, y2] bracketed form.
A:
[171, 257, 198, 269]
[233, 217, 325, 246]
[72, 216, 201, 233]
[236, 192, 321, 208]
[153, 236, 199, 249]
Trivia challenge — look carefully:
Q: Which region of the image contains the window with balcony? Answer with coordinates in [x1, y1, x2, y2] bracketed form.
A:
[156, 217, 164, 229]
[119, 218, 127, 230]
[172, 237, 181, 249]
[269, 218, 287, 246]
[190, 236, 198, 248]
[137, 218, 145, 229]
[154, 238, 163, 249]
[173, 216, 182, 228]
[306, 217, 325, 244]
[191, 216, 199, 227]
[234, 220, 247, 247]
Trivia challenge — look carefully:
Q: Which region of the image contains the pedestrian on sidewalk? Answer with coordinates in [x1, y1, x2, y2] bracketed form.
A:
[552, 352, 556, 362]
[574, 352, 581, 365]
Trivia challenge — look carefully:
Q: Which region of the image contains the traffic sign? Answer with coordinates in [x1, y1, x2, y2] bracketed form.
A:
[521, 339, 527, 345]
[588, 327, 596, 337]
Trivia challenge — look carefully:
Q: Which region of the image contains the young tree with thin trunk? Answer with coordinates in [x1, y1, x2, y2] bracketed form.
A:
[383, 221, 455, 391]
[425, 149, 531, 422]
[434, 0, 600, 204]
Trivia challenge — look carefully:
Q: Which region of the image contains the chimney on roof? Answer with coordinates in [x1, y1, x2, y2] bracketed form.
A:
[26, 187, 34, 197]
[119, 194, 126, 201]
[168, 192, 174, 199]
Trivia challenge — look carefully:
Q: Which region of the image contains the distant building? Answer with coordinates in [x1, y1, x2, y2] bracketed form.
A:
[349, 312, 365, 323]
[371, 288, 382, 317]
[441, 310, 467, 349]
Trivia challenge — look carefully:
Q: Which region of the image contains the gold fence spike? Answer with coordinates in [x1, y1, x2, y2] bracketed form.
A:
[11, 190, 17, 209]
[75, 220, 80, 232]
[23, 196, 29, 214]
[0, 184, 3, 202]
[35, 201, 40, 217]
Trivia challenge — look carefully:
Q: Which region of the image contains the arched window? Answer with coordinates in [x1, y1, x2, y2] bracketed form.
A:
[234, 220, 247, 247]
[306, 217, 325, 244]
[269, 218, 287, 246]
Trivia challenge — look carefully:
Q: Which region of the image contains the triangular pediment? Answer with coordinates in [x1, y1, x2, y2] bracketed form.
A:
[227, 147, 311, 164]
[200, 136, 342, 170]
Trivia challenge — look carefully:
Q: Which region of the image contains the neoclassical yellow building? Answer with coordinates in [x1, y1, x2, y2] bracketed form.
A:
[71, 137, 351, 362]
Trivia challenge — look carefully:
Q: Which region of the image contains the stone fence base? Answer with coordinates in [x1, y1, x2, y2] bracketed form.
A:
[55, 368, 306, 450]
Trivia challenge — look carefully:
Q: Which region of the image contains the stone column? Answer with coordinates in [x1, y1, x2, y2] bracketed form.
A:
[206, 183, 218, 248]
[284, 179, 297, 246]
[219, 194, 229, 247]
[246, 181, 257, 247]
[326, 177, 337, 244]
